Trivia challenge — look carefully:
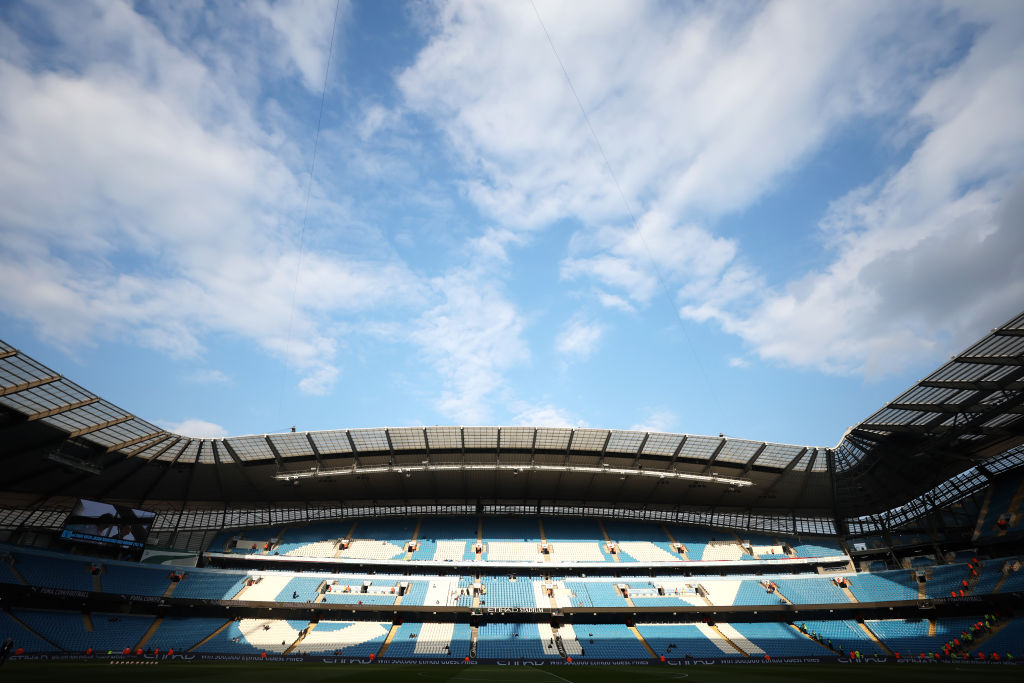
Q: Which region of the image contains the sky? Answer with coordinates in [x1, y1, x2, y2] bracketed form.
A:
[1, 0, 1023, 448]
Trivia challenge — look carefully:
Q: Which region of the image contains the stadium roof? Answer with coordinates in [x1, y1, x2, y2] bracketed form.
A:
[1, 311, 1022, 524]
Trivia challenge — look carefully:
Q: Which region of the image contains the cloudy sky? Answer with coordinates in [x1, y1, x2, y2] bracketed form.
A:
[1, 0, 1022, 446]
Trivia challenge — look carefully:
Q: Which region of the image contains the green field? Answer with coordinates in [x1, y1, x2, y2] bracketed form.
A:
[0, 662, 1020, 683]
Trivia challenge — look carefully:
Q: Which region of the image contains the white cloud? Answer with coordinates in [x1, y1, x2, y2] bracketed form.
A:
[297, 365, 340, 396]
[596, 292, 635, 313]
[510, 403, 585, 428]
[555, 316, 604, 358]
[728, 357, 750, 369]
[628, 409, 677, 433]
[0, 1, 418, 396]
[186, 369, 231, 385]
[683, 7, 1024, 377]
[397, 0, 985, 380]
[410, 268, 528, 423]
[562, 210, 739, 306]
[254, 0, 348, 92]
[399, 1, 944, 231]
[159, 418, 229, 438]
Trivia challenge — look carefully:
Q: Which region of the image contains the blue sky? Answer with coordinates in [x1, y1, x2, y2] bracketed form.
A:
[1, 0, 1023, 447]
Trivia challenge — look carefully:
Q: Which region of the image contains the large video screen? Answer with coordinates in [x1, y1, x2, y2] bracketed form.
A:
[59, 499, 156, 549]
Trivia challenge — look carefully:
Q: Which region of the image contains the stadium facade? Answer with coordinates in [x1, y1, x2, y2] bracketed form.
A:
[0, 312, 1022, 664]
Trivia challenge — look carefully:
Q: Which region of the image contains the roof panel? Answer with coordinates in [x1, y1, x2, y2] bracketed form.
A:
[268, 432, 314, 458]
[641, 433, 683, 457]
[963, 334, 1024, 358]
[757, 443, 804, 468]
[463, 426, 497, 449]
[0, 354, 53, 387]
[715, 439, 763, 464]
[812, 451, 830, 472]
[568, 429, 609, 451]
[155, 439, 188, 462]
[309, 430, 352, 455]
[197, 442, 216, 464]
[177, 440, 201, 464]
[678, 435, 722, 461]
[500, 426, 534, 450]
[227, 435, 274, 461]
[349, 428, 389, 452]
[534, 427, 572, 450]
[388, 427, 425, 450]
[84, 418, 153, 447]
[606, 430, 645, 454]
[425, 426, 461, 450]
[133, 436, 177, 460]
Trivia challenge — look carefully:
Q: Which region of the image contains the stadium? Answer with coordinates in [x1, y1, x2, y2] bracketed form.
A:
[0, 311, 1022, 682]
[3, 1, 1024, 682]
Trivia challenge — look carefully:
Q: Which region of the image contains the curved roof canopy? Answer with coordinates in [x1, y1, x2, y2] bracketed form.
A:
[1, 311, 1022, 521]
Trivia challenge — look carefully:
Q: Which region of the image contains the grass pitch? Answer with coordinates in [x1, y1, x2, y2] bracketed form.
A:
[0, 662, 1020, 683]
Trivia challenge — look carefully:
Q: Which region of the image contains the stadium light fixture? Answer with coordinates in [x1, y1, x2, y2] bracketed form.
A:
[272, 463, 754, 488]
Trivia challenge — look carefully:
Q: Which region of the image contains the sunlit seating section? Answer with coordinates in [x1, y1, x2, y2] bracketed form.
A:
[431, 540, 468, 562]
[476, 622, 558, 659]
[413, 516, 478, 561]
[700, 579, 779, 606]
[341, 539, 406, 560]
[275, 576, 323, 602]
[781, 537, 846, 557]
[617, 541, 681, 563]
[484, 541, 540, 562]
[729, 622, 822, 656]
[325, 518, 414, 560]
[847, 570, 919, 602]
[281, 540, 338, 558]
[12, 551, 94, 591]
[240, 574, 293, 602]
[732, 580, 785, 606]
[420, 577, 461, 607]
[195, 618, 308, 653]
[603, 520, 680, 561]
[385, 621, 471, 658]
[479, 576, 537, 607]
[564, 580, 627, 607]
[572, 623, 649, 658]
[14, 610, 152, 653]
[664, 525, 725, 560]
[292, 621, 388, 656]
[542, 517, 614, 561]
[637, 622, 741, 658]
[101, 563, 172, 596]
[800, 619, 876, 653]
[146, 616, 229, 652]
[550, 542, 606, 562]
[173, 570, 247, 600]
[700, 543, 746, 561]
[0, 611, 59, 652]
[772, 577, 849, 604]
